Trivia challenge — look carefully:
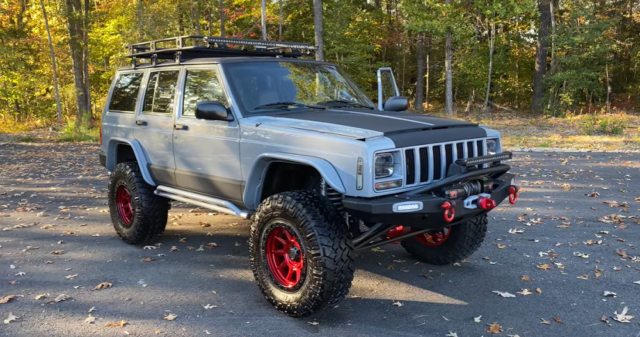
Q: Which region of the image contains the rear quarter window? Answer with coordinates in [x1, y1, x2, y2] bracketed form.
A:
[108, 72, 144, 112]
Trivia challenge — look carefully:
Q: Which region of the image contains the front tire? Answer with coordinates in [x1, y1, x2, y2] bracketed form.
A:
[108, 161, 169, 244]
[401, 215, 488, 265]
[249, 191, 355, 317]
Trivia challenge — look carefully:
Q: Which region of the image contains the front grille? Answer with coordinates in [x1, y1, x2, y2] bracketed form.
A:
[403, 139, 487, 187]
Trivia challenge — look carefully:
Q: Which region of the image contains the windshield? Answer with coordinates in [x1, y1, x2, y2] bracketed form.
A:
[223, 61, 375, 114]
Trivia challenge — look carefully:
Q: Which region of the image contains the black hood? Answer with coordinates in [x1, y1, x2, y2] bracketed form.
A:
[265, 108, 487, 147]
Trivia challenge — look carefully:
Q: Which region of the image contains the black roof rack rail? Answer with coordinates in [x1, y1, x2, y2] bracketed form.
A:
[127, 35, 315, 67]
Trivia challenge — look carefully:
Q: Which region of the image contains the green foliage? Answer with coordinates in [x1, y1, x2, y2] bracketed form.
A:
[1, 0, 640, 129]
[578, 113, 628, 135]
[58, 117, 99, 142]
[17, 135, 36, 142]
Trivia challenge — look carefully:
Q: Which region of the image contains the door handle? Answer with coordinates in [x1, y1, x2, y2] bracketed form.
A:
[174, 124, 188, 130]
[135, 120, 147, 126]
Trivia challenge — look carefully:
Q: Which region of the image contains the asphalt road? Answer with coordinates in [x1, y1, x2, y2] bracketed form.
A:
[1, 136, 640, 337]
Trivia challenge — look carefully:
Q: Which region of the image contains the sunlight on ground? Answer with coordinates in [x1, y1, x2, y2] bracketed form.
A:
[350, 270, 467, 305]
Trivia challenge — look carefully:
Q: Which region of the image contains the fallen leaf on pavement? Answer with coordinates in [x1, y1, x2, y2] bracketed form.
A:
[601, 316, 609, 324]
[307, 321, 319, 326]
[53, 294, 67, 303]
[492, 291, 516, 298]
[553, 317, 563, 324]
[577, 274, 589, 280]
[613, 307, 634, 323]
[540, 318, 550, 325]
[573, 252, 589, 259]
[634, 281, 640, 285]
[4, 312, 18, 324]
[521, 275, 531, 281]
[497, 244, 506, 249]
[164, 313, 177, 321]
[85, 315, 96, 324]
[487, 322, 503, 333]
[0, 295, 16, 304]
[617, 249, 629, 259]
[105, 320, 127, 327]
[445, 332, 458, 337]
[65, 274, 78, 279]
[141, 257, 155, 262]
[392, 301, 403, 307]
[518, 289, 534, 296]
[536, 288, 542, 294]
[203, 304, 217, 309]
[34, 294, 46, 300]
[474, 315, 482, 323]
[50, 250, 64, 255]
[92, 282, 112, 291]
[508, 228, 524, 234]
[603, 291, 617, 297]
[537, 264, 551, 270]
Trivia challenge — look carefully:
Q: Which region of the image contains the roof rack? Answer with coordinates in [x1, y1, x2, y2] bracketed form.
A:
[127, 35, 315, 67]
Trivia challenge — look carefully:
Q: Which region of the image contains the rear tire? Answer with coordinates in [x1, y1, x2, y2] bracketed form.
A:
[249, 191, 355, 317]
[108, 161, 169, 244]
[401, 215, 488, 265]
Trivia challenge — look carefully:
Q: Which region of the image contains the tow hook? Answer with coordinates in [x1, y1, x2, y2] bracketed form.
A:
[441, 201, 455, 223]
[462, 193, 495, 210]
[508, 186, 519, 205]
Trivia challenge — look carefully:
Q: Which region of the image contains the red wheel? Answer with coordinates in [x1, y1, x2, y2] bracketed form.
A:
[265, 226, 305, 289]
[415, 227, 451, 247]
[115, 185, 134, 226]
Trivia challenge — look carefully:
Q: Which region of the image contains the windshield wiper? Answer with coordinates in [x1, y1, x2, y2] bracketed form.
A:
[317, 100, 374, 109]
[254, 101, 326, 110]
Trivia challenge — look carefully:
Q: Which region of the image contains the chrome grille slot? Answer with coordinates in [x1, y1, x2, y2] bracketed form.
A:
[433, 146, 443, 181]
[405, 149, 416, 185]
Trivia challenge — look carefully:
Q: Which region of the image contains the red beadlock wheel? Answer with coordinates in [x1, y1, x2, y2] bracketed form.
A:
[265, 226, 305, 289]
[115, 185, 133, 226]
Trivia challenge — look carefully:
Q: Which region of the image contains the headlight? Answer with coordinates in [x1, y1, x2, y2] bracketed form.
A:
[375, 153, 394, 179]
[486, 139, 499, 155]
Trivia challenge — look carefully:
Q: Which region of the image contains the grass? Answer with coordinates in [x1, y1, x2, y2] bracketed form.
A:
[17, 135, 36, 142]
[57, 118, 99, 143]
[427, 109, 640, 151]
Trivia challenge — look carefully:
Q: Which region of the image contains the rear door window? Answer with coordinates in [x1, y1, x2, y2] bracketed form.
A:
[108, 72, 143, 112]
[142, 70, 180, 115]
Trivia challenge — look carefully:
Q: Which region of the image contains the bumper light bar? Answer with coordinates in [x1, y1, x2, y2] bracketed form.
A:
[456, 152, 513, 168]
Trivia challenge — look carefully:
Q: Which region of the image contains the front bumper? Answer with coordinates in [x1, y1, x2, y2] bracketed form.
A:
[343, 170, 516, 230]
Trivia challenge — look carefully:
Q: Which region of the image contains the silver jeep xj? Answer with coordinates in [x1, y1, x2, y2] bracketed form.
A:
[99, 36, 519, 317]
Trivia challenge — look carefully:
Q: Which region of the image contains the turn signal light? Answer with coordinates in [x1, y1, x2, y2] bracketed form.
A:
[375, 180, 402, 191]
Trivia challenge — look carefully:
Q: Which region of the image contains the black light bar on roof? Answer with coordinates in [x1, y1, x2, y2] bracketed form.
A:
[126, 35, 315, 67]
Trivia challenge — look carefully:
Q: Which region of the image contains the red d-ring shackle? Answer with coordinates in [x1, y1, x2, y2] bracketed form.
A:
[441, 201, 455, 223]
[508, 186, 518, 205]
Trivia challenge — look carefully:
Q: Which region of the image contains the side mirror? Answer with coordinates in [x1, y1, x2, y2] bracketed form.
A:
[195, 101, 233, 121]
[377, 67, 400, 110]
[383, 96, 408, 112]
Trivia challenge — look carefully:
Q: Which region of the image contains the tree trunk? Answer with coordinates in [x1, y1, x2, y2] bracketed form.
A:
[64, 0, 91, 129]
[414, 34, 425, 111]
[606, 64, 611, 113]
[137, 0, 143, 39]
[313, 0, 324, 61]
[445, 31, 453, 116]
[484, 20, 495, 108]
[531, 0, 551, 112]
[278, 0, 283, 41]
[192, 0, 201, 35]
[219, 0, 225, 37]
[261, 0, 266, 40]
[40, 0, 62, 121]
[444, 0, 453, 116]
[425, 37, 430, 111]
[82, 0, 91, 125]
